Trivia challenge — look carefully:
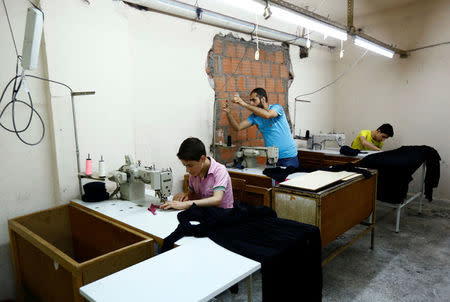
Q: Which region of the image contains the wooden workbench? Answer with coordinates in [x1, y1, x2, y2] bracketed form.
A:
[272, 171, 377, 266]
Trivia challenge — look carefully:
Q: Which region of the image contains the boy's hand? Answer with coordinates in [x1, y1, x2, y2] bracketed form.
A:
[160, 200, 192, 211]
[173, 192, 189, 201]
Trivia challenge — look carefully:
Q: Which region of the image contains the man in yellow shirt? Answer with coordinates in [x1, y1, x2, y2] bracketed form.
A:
[351, 123, 394, 151]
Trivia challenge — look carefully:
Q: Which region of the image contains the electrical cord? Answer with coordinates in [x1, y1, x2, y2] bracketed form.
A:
[294, 49, 368, 100]
[407, 41, 450, 53]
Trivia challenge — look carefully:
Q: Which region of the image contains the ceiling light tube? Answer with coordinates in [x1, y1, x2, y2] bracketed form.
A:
[270, 6, 347, 41]
[354, 36, 395, 58]
[124, 0, 310, 48]
[227, 0, 347, 41]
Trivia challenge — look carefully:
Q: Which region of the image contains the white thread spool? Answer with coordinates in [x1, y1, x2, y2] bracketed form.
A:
[98, 155, 106, 178]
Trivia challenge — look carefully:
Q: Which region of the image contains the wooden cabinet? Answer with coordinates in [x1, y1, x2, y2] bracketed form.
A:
[298, 149, 360, 169]
[272, 172, 377, 265]
[8, 204, 153, 302]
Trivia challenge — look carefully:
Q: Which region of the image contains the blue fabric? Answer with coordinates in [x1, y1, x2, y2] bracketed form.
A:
[277, 155, 299, 168]
[247, 104, 297, 159]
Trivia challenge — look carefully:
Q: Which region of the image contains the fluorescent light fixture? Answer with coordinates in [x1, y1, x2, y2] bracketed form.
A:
[270, 6, 347, 41]
[226, 0, 347, 41]
[354, 36, 395, 58]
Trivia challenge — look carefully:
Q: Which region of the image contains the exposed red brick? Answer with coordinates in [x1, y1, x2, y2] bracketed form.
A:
[236, 44, 246, 58]
[225, 42, 236, 57]
[215, 76, 226, 92]
[256, 157, 266, 165]
[231, 58, 242, 74]
[256, 77, 265, 88]
[265, 51, 274, 62]
[251, 61, 262, 77]
[241, 60, 252, 76]
[268, 93, 278, 104]
[278, 94, 286, 107]
[238, 129, 247, 141]
[246, 47, 256, 60]
[275, 78, 284, 93]
[220, 148, 235, 162]
[257, 49, 265, 61]
[237, 76, 246, 91]
[218, 111, 228, 127]
[217, 92, 229, 101]
[247, 125, 257, 140]
[261, 63, 271, 77]
[226, 75, 236, 91]
[214, 41, 223, 55]
[265, 78, 275, 92]
[247, 77, 256, 91]
[271, 64, 280, 77]
[274, 51, 284, 64]
[222, 57, 232, 74]
[279, 64, 289, 78]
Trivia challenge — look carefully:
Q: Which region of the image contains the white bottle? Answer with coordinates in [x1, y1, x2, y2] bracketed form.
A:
[98, 155, 106, 178]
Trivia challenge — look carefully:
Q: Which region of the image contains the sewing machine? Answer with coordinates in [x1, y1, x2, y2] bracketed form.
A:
[307, 133, 345, 150]
[110, 155, 172, 204]
[234, 146, 279, 168]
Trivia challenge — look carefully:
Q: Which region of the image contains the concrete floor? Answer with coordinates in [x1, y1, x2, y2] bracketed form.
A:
[214, 199, 450, 302]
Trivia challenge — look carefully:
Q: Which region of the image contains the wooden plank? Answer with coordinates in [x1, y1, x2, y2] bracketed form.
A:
[15, 233, 75, 302]
[80, 240, 153, 284]
[8, 227, 24, 302]
[8, 220, 79, 274]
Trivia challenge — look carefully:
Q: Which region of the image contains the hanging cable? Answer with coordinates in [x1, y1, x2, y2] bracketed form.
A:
[294, 49, 368, 100]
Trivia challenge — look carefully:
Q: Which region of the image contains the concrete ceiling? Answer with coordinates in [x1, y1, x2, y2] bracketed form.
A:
[282, 0, 421, 25]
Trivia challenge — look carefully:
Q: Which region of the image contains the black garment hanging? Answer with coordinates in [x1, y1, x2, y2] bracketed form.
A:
[358, 145, 440, 203]
[162, 203, 322, 302]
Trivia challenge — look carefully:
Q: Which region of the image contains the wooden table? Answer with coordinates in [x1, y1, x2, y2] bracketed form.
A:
[272, 171, 377, 266]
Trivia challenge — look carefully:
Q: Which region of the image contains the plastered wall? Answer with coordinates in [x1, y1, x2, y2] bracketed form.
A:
[335, 0, 450, 200]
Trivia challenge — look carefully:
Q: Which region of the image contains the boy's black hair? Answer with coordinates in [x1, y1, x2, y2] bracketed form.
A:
[177, 137, 206, 161]
[250, 87, 268, 103]
[378, 123, 394, 137]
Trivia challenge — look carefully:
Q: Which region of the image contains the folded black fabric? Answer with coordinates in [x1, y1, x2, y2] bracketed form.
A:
[162, 203, 322, 302]
[340, 145, 360, 156]
[82, 181, 109, 202]
[358, 145, 440, 202]
[263, 166, 316, 182]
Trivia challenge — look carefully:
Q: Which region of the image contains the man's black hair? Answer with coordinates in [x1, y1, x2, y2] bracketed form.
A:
[251, 87, 268, 103]
[378, 123, 394, 137]
[177, 137, 206, 161]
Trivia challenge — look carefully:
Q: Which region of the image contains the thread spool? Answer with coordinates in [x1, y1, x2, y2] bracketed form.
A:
[98, 155, 105, 178]
[85, 153, 92, 176]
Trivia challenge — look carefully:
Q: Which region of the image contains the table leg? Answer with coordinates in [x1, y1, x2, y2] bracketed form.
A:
[247, 274, 253, 302]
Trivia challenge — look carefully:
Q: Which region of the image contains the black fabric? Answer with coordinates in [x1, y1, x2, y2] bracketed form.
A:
[82, 181, 109, 202]
[262, 163, 371, 183]
[162, 203, 322, 302]
[262, 165, 316, 183]
[325, 162, 373, 179]
[340, 145, 360, 156]
[358, 145, 440, 203]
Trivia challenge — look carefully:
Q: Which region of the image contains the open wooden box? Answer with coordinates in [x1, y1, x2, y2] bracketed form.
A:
[8, 203, 154, 302]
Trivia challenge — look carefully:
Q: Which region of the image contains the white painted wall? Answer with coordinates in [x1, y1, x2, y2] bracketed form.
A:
[335, 0, 450, 200]
[0, 1, 57, 298]
[0, 0, 335, 299]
